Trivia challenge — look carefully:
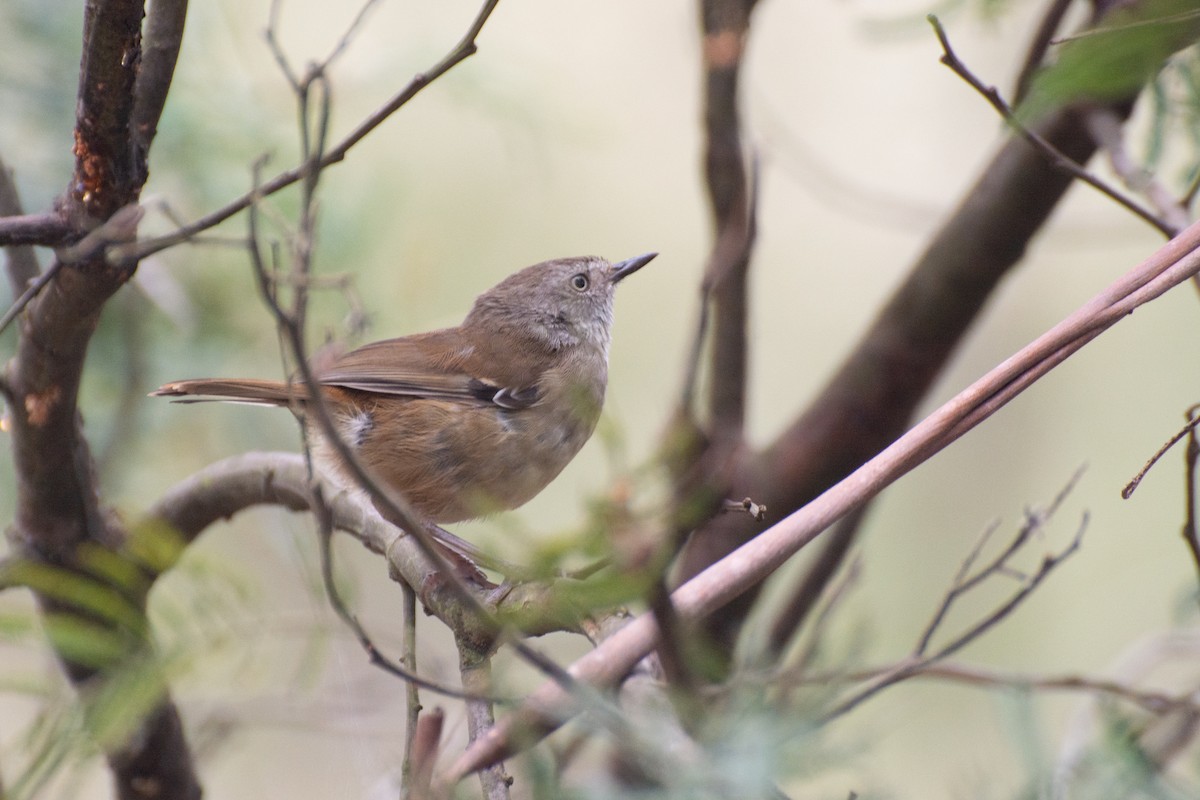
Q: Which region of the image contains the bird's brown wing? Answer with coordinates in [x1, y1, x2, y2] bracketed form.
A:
[317, 328, 547, 410]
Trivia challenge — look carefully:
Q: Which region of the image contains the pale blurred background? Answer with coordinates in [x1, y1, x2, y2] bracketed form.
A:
[2, 0, 1198, 797]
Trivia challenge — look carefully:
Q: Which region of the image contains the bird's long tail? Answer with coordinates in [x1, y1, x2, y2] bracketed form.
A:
[151, 378, 300, 406]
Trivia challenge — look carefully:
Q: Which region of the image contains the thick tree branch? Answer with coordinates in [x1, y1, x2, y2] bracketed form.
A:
[675, 0, 1155, 650]
[3, 3, 200, 798]
[73, 0, 146, 220]
[146, 452, 598, 644]
[676, 78, 1137, 648]
[699, 0, 757, 436]
[131, 0, 188, 162]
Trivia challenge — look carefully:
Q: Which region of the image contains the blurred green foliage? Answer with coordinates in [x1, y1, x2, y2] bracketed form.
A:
[1018, 0, 1200, 123]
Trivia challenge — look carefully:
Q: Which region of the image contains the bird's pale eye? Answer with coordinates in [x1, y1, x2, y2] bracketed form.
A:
[570, 273, 589, 291]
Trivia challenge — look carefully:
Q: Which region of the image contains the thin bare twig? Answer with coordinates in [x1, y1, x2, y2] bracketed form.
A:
[0, 261, 64, 337]
[460, 644, 511, 800]
[1084, 107, 1189, 235]
[242, 61, 497, 601]
[1184, 409, 1200, 601]
[110, 0, 501, 265]
[797, 661, 1198, 717]
[311, 476, 484, 700]
[764, 506, 866, 659]
[1123, 404, 1200, 499]
[918, 468, 1084, 655]
[239, 58, 506, 700]
[930, 15, 1175, 238]
[782, 552, 862, 677]
[820, 505, 1088, 723]
[234, 36, 635, 742]
[401, 581, 422, 791]
[266, 0, 383, 82]
[265, 0, 302, 90]
[243, 118, 498, 701]
[1183, 169, 1200, 211]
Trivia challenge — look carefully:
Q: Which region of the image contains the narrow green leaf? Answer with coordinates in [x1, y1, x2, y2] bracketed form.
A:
[4, 561, 148, 636]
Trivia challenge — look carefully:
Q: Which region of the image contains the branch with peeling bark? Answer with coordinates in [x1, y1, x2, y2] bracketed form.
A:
[0, 2, 508, 797]
[1, 0, 200, 797]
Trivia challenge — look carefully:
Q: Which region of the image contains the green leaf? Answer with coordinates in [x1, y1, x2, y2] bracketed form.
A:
[1017, 0, 1200, 123]
[4, 561, 148, 636]
[40, 613, 130, 669]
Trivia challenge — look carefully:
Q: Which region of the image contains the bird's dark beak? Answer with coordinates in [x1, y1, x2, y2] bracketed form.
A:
[610, 252, 658, 284]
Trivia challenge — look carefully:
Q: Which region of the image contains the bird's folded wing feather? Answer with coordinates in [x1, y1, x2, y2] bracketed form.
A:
[317, 329, 545, 410]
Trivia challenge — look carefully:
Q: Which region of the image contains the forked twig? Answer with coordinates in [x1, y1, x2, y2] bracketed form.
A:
[110, 0, 501, 266]
[0, 204, 144, 337]
[929, 15, 1175, 237]
[820, 485, 1088, 723]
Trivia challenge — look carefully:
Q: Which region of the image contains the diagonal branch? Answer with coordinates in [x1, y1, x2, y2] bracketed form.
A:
[929, 14, 1174, 236]
[1012, 0, 1075, 104]
[675, 2, 1145, 645]
[445, 215, 1200, 781]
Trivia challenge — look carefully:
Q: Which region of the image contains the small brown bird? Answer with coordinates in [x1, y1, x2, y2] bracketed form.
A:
[154, 253, 656, 529]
